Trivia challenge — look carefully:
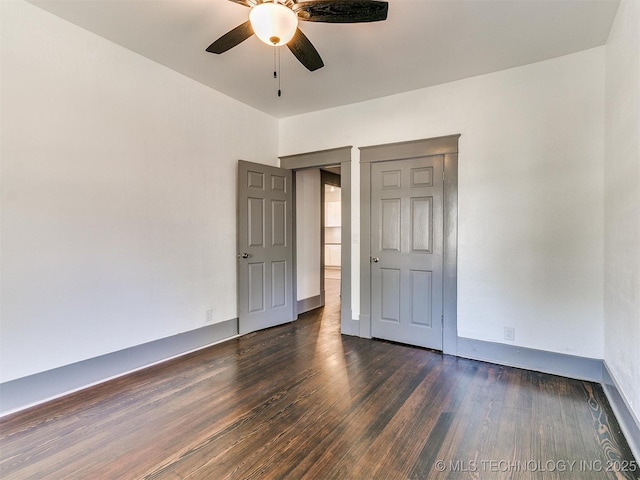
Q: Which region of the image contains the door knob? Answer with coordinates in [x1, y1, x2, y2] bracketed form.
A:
[371, 257, 379, 263]
[238, 253, 251, 259]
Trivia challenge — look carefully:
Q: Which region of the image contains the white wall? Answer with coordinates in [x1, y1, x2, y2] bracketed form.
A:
[604, 0, 640, 426]
[295, 169, 321, 300]
[0, 0, 279, 383]
[280, 47, 605, 359]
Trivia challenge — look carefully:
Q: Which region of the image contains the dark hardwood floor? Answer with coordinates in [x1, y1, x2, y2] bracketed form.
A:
[1, 277, 637, 479]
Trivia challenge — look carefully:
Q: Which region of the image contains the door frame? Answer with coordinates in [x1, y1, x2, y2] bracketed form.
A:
[359, 135, 459, 355]
[280, 146, 353, 334]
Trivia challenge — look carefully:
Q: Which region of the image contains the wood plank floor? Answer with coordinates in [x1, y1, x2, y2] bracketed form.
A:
[1, 278, 637, 479]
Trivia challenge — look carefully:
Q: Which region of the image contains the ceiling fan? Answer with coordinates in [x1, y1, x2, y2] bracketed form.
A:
[206, 0, 389, 72]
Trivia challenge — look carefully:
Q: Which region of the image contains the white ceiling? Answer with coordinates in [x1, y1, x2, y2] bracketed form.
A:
[28, 0, 620, 118]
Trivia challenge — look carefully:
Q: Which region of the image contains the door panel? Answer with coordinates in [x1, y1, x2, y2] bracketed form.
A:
[248, 198, 265, 247]
[371, 156, 443, 349]
[381, 268, 401, 321]
[248, 263, 265, 313]
[271, 261, 287, 307]
[271, 200, 287, 246]
[381, 199, 401, 251]
[410, 270, 432, 326]
[411, 197, 432, 252]
[238, 160, 294, 334]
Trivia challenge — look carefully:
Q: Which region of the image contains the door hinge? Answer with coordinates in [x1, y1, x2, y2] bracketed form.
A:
[442, 170, 445, 182]
[441, 314, 444, 327]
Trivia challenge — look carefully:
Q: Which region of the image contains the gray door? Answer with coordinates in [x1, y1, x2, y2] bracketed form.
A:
[237, 160, 294, 334]
[370, 155, 443, 349]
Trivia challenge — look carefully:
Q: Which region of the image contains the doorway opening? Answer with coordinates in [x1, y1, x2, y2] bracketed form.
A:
[280, 145, 353, 335]
[321, 168, 341, 308]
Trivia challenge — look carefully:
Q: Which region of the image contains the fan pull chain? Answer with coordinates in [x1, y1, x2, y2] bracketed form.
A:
[273, 47, 277, 80]
[273, 46, 282, 97]
[278, 47, 282, 97]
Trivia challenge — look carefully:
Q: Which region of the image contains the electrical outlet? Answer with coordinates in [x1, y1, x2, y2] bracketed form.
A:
[504, 326, 515, 341]
[205, 309, 214, 323]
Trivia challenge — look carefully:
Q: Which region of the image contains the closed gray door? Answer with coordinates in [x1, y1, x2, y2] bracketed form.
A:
[371, 156, 443, 349]
[238, 160, 294, 334]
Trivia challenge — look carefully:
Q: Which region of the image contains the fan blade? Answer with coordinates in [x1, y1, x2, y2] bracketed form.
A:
[206, 21, 254, 54]
[287, 28, 324, 71]
[228, 0, 258, 7]
[229, 0, 296, 7]
[294, 0, 388, 23]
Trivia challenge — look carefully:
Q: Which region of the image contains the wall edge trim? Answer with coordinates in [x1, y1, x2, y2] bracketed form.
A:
[602, 361, 640, 461]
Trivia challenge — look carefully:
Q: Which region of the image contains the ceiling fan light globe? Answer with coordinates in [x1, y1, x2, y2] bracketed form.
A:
[250, 2, 298, 47]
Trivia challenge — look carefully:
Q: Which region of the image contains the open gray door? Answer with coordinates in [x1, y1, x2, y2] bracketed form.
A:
[370, 155, 444, 349]
[237, 160, 294, 334]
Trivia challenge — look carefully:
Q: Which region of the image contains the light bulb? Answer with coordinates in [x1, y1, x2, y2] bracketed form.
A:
[250, 2, 298, 47]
